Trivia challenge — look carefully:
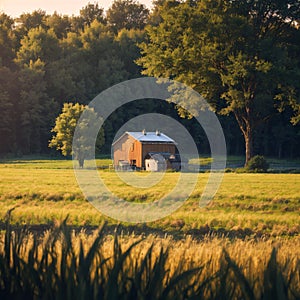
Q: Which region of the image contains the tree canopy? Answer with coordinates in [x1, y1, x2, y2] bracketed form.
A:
[0, 0, 299, 161]
[138, 0, 300, 164]
[49, 103, 105, 167]
[107, 0, 149, 32]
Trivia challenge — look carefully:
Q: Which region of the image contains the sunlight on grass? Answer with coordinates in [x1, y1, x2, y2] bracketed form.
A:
[1, 218, 299, 299]
[0, 158, 299, 235]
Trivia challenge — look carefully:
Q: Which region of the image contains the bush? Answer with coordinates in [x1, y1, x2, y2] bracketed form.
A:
[235, 167, 247, 173]
[246, 155, 269, 173]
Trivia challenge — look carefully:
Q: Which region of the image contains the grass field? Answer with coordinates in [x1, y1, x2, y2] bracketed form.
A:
[0, 158, 299, 236]
[0, 157, 299, 299]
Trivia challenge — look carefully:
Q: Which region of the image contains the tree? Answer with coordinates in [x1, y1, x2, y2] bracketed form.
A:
[138, 0, 300, 165]
[16, 9, 47, 31]
[0, 67, 17, 153]
[14, 10, 47, 45]
[17, 59, 50, 154]
[15, 25, 66, 106]
[80, 2, 106, 27]
[45, 12, 71, 38]
[106, 0, 149, 32]
[49, 103, 105, 168]
[0, 13, 15, 68]
[78, 20, 128, 98]
[115, 28, 145, 77]
[16, 26, 60, 66]
[69, 3, 106, 32]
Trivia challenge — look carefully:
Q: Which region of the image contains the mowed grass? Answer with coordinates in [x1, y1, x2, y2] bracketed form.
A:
[0, 158, 299, 236]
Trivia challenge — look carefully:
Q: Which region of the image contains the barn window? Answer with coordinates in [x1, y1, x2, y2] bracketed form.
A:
[130, 144, 134, 152]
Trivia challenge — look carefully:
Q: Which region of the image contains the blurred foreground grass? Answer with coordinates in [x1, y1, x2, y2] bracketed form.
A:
[0, 215, 299, 299]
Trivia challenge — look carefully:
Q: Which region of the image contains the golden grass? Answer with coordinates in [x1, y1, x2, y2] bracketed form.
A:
[0, 216, 299, 299]
[0, 159, 299, 235]
[0, 158, 299, 298]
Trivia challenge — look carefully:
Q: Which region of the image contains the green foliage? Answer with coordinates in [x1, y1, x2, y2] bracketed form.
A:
[107, 0, 149, 32]
[79, 2, 105, 27]
[49, 103, 85, 157]
[49, 103, 105, 167]
[116, 28, 145, 77]
[138, 0, 300, 164]
[0, 67, 16, 153]
[16, 9, 47, 32]
[18, 59, 51, 154]
[16, 26, 60, 66]
[0, 13, 15, 67]
[45, 12, 71, 39]
[246, 155, 269, 173]
[79, 20, 128, 96]
[0, 4, 299, 160]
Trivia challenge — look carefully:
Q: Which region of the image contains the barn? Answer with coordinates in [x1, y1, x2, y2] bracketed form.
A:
[112, 130, 180, 170]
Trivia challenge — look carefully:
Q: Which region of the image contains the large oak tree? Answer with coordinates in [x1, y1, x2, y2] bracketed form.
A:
[138, 0, 300, 164]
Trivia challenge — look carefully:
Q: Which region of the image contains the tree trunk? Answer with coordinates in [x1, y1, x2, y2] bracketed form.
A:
[278, 143, 282, 159]
[244, 127, 254, 166]
[78, 157, 84, 168]
[233, 111, 255, 166]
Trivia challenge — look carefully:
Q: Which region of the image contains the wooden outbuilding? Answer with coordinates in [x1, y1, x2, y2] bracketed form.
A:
[144, 152, 185, 171]
[112, 130, 177, 169]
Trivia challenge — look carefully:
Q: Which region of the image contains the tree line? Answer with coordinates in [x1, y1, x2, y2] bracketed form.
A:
[0, 0, 299, 161]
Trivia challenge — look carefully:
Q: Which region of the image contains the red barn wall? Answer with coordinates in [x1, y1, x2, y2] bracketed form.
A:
[128, 140, 143, 167]
[113, 135, 135, 166]
[113, 134, 176, 169]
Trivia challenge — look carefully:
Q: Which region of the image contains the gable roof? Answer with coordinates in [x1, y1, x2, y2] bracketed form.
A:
[112, 131, 176, 146]
[127, 131, 175, 143]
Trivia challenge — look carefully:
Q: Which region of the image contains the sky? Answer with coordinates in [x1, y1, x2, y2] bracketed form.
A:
[0, 0, 153, 18]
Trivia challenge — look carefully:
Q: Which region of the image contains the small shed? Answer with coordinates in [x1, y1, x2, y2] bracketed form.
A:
[145, 152, 187, 171]
[112, 130, 177, 169]
[145, 153, 168, 172]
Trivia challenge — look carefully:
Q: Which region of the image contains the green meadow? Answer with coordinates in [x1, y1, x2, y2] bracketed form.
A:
[0, 158, 299, 236]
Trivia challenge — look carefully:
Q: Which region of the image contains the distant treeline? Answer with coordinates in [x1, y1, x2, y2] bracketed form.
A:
[0, 0, 299, 158]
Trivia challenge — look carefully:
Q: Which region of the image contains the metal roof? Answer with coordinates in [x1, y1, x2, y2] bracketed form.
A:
[126, 131, 175, 143]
